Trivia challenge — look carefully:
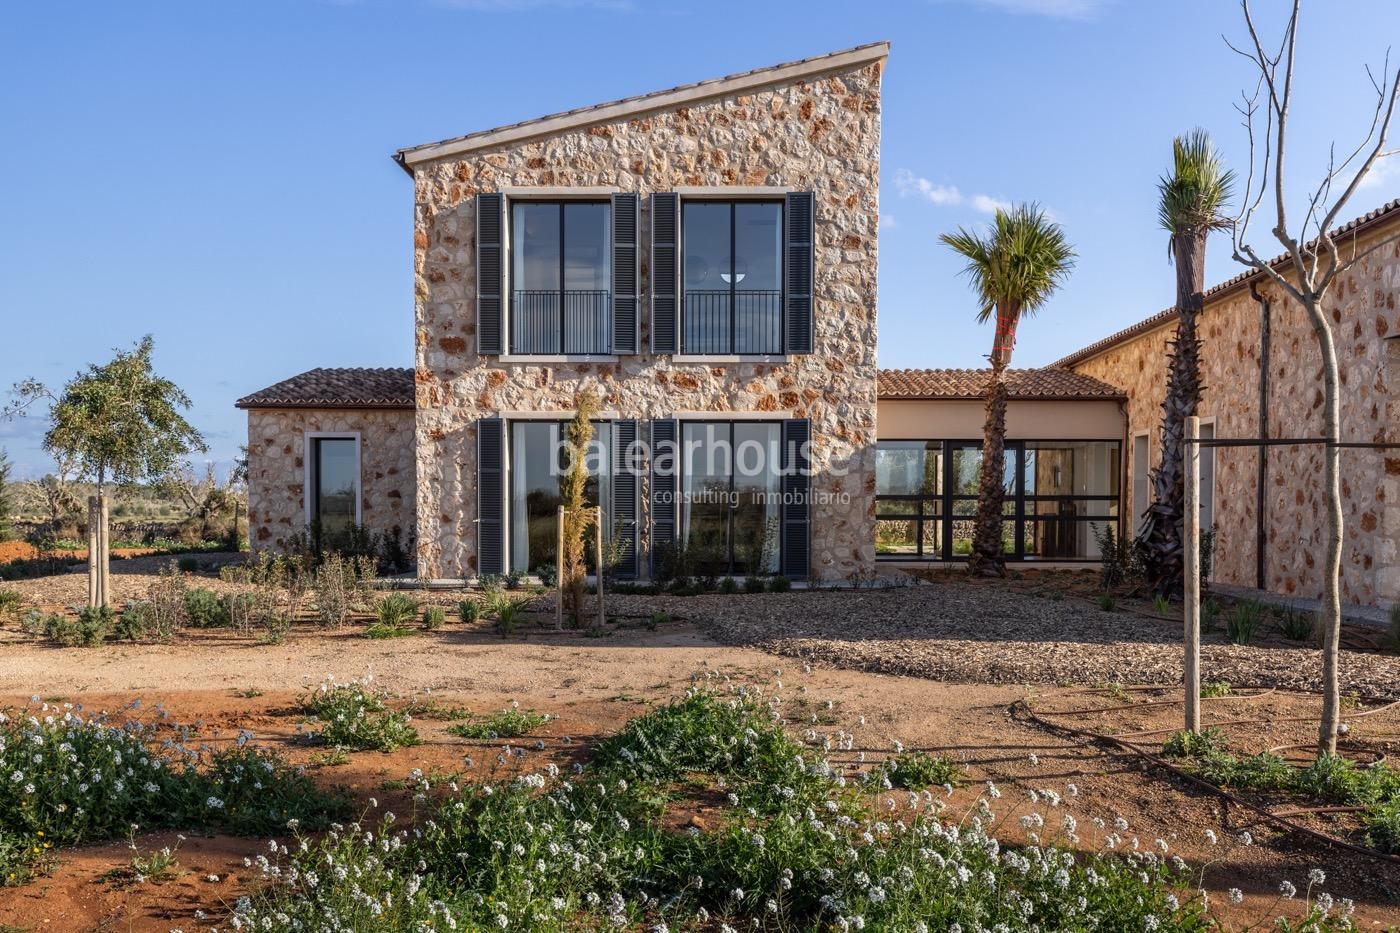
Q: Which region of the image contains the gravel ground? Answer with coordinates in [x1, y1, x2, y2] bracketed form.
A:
[611, 581, 1400, 700]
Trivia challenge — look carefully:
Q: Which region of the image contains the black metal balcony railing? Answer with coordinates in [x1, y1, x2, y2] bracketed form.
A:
[683, 290, 783, 355]
[511, 289, 611, 355]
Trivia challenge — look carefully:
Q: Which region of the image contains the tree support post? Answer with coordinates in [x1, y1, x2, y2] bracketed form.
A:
[556, 505, 565, 631]
[99, 494, 110, 608]
[87, 496, 99, 608]
[1183, 415, 1201, 733]
[594, 505, 605, 631]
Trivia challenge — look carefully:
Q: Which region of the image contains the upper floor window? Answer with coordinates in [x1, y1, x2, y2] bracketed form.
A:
[682, 201, 783, 354]
[511, 201, 611, 354]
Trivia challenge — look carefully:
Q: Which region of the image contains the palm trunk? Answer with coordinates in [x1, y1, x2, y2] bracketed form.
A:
[969, 309, 1016, 577]
[1143, 232, 1206, 598]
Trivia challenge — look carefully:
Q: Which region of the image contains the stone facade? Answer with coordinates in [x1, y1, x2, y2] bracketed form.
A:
[410, 60, 884, 581]
[1070, 226, 1400, 608]
[245, 408, 417, 550]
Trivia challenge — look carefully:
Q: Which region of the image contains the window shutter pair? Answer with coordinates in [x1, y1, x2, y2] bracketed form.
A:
[650, 191, 814, 355]
[475, 192, 638, 356]
[475, 417, 641, 580]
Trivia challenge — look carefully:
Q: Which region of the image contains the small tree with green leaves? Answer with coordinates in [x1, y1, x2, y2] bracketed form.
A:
[559, 390, 599, 626]
[5, 336, 206, 597]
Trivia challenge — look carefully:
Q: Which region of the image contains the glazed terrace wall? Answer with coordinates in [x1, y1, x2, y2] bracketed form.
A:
[245, 408, 417, 551]
[1070, 229, 1400, 607]
[411, 60, 884, 581]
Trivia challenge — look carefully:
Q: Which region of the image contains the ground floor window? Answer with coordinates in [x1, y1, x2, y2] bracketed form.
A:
[680, 421, 782, 575]
[509, 421, 611, 575]
[876, 439, 1120, 561]
[309, 435, 359, 549]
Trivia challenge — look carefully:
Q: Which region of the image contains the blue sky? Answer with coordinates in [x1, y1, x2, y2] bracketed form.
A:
[3, 0, 1398, 478]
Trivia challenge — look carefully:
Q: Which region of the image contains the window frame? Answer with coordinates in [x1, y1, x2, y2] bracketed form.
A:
[679, 197, 786, 356]
[676, 418, 786, 575]
[504, 417, 614, 575]
[1197, 417, 1217, 532]
[304, 432, 362, 530]
[1131, 430, 1151, 536]
[505, 196, 614, 357]
[876, 437, 1122, 563]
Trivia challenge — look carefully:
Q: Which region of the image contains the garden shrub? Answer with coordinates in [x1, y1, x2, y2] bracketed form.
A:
[373, 592, 418, 628]
[1226, 600, 1267, 645]
[176, 556, 200, 574]
[456, 599, 482, 625]
[448, 705, 549, 740]
[184, 586, 230, 628]
[421, 605, 446, 630]
[0, 829, 55, 887]
[768, 574, 792, 593]
[1365, 798, 1400, 854]
[0, 703, 347, 847]
[0, 587, 22, 621]
[744, 575, 767, 594]
[882, 750, 965, 789]
[300, 680, 419, 752]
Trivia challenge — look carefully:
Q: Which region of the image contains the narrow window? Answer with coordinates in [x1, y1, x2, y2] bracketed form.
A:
[510, 201, 611, 354]
[682, 201, 783, 354]
[1132, 432, 1150, 536]
[311, 437, 358, 549]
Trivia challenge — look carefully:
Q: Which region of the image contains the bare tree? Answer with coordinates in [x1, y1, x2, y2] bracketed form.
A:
[1229, 0, 1400, 756]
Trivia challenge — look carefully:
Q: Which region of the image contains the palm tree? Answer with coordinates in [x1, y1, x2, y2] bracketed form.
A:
[1140, 130, 1234, 598]
[941, 205, 1075, 577]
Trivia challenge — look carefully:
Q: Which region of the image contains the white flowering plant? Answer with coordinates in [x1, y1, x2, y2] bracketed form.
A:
[224, 687, 1354, 932]
[299, 679, 420, 753]
[0, 702, 348, 849]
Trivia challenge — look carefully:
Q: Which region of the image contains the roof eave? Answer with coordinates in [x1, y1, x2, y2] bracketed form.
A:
[392, 41, 889, 172]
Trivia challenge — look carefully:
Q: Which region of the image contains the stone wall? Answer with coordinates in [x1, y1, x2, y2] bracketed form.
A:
[1071, 229, 1400, 607]
[411, 61, 883, 581]
[245, 408, 417, 551]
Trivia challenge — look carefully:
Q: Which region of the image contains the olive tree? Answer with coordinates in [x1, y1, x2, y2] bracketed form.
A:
[5, 336, 206, 604]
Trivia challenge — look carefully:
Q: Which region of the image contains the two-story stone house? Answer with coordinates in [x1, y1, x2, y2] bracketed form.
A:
[238, 42, 888, 583]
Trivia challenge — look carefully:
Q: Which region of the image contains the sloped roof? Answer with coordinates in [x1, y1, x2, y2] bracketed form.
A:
[393, 41, 890, 172]
[878, 368, 1124, 401]
[235, 368, 414, 410]
[1054, 197, 1400, 369]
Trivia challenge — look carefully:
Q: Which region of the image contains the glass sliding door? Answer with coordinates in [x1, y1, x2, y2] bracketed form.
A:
[508, 421, 611, 575]
[876, 439, 1122, 562]
[680, 421, 781, 575]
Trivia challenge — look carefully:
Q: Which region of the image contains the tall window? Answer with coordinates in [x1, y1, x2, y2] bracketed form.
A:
[682, 201, 783, 354]
[310, 437, 358, 549]
[875, 439, 1121, 561]
[1132, 432, 1150, 535]
[680, 421, 782, 574]
[509, 421, 611, 574]
[510, 201, 611, 354]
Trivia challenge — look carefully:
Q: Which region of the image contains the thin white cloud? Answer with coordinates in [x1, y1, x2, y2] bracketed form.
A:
[951, 0, 1109, 19]
[893, 168, 1012, 215]
[1357, 152, 1399, 191]
[970, 193, 1013, 214]
[880, 213, 897, 230]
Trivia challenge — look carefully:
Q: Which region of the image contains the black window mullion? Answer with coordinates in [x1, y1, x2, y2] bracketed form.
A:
[729, 204, 737, 354]
[557, 204, 566, 354]
[942, 441, 954, 561]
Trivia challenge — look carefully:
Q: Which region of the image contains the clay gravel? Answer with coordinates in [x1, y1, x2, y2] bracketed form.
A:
[625, 581, 1400, 700]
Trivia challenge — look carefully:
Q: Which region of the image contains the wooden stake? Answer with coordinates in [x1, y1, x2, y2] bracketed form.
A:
[1184, 415, 1201, 734]
[99, 494, 111, 608]
[87, 496, 99, 609]
[556, 505, 565, 631]
[594, 506, 605, 631]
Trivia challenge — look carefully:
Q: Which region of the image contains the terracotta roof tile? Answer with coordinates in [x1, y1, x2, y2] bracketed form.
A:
[235, 368, 414, 410]
[1053, 198, 1400, 369]
[878, 368, 1124, 401]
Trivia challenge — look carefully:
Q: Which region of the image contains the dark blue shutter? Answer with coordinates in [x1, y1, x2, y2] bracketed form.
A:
[612, 193, 639, 354]
[784, 191, 814, 354]
[476, 193, 504, 355]
[781, 418, 811, 579]
[650, 193, 679, 354]
[476, 417, 505, 576]
[611, 419, 640, 578]
[649, 419, 679, 576]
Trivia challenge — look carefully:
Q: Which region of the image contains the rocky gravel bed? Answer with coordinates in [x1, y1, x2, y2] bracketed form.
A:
[613, 582, 1400, 701]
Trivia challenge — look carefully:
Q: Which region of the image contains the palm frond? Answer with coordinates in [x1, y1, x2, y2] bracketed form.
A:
[1158, 128, 1236, 257]
[938, 203, 1076, 322]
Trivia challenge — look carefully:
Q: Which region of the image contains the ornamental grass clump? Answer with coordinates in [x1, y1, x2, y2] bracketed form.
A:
[447, 704, 549, 740]
[0, 701, 347, 849]
[299, 678, 420, 752]
[230, 686, 1295, 932]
